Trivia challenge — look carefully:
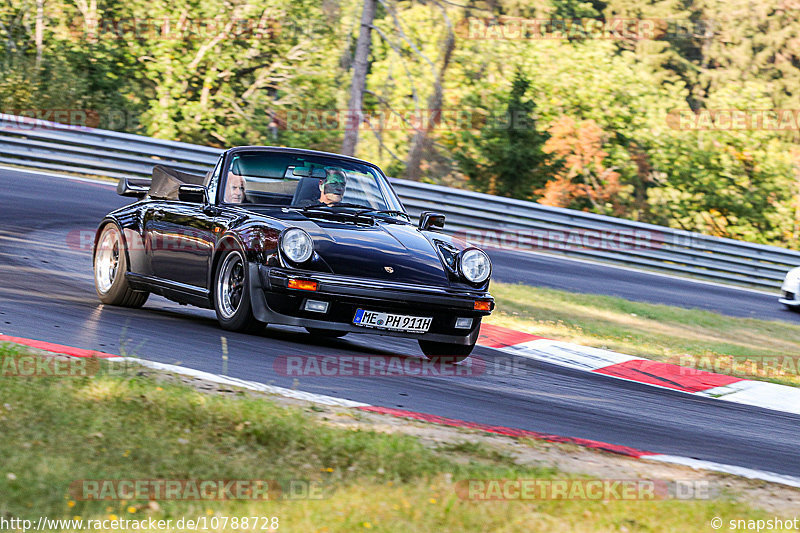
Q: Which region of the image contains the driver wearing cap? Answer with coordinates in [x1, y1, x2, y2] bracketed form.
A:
[319, 168, 346, 205]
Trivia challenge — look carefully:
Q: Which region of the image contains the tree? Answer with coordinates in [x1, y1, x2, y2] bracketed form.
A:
[538, 116, 622, 212]
[404, 1, 455, 181]
[453, 69, 552, 199]
[550, 0, 604, 19]
[341, 0, 376, 156]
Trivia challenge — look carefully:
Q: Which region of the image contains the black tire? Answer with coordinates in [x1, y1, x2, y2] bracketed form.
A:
[94, 224, 149, 308]
[305, 327, 347, 338]
[213, 247, 261, 332]
[418, 339, 475, 363]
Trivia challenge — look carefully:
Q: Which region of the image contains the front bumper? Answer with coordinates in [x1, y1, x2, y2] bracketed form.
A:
[248, 265, 493, 344]
[779, 289, 799, 307]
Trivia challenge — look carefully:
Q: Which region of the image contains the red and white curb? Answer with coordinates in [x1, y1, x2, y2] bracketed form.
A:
[477, 324, 800, 417]
[0, 334, 365, 408]
[3, 332, 800, 489]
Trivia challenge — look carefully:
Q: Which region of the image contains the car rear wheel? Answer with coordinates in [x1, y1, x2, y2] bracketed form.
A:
[305, 327, 347, 338]
[418, 339, 475, 363]
[214, 248, 262, 332]
[94, 224, 149, 308]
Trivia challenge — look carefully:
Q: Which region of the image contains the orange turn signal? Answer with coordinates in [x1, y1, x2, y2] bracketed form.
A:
[288, 279, 318, 291]
[474, 300, 491, 311]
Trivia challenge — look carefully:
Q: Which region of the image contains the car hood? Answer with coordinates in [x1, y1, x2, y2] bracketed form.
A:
[302, 219, 450, 285]
[783, 266, 800, 290]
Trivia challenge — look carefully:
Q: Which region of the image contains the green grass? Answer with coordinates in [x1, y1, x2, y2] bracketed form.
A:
[487, 282, 800, 386]
[0, 346, 780, 532]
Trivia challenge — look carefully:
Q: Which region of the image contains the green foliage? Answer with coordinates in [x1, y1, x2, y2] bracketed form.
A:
[2, 0, 800, 248]
[550, 0, 604, 19]
[452, 69, 552, 199]
[647, 83, 797, 243]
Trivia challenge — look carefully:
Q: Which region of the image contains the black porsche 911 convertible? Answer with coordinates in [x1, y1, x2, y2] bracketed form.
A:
[93, 146, 494, 361]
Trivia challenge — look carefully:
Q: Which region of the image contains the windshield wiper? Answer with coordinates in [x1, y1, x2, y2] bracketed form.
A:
[354, 208, 410, 220]
[297, 204, 408, 223]
[299, 202, 372, 211]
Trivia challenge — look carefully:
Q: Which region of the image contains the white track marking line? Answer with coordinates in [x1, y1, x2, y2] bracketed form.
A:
[0, 165, 114, 187]
[645, 455, 800, 489]
[701, 380, 800, 416]
[499, 339, 641, 371]
[124, 357, 370, 408]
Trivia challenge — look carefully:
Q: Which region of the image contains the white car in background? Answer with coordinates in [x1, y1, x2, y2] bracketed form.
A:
[780, 267, 800, 309]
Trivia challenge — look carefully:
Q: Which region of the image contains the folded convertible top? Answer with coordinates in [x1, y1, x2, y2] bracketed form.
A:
[149, 165, 206, 200]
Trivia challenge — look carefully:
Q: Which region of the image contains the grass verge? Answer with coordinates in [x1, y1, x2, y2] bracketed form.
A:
[0, 346, 779, 532]
[487, 282, 800, 387]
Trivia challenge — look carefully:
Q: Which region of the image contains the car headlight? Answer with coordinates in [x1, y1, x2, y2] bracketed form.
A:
[459, 248, 491, 283]
[281, 228, 313, 263]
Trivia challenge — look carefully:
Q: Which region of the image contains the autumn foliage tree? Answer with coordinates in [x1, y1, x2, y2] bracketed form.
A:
[538, 116, 622, 213]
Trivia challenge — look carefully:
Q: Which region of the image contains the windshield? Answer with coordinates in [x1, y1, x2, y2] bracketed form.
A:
[220, 151, 404, 214]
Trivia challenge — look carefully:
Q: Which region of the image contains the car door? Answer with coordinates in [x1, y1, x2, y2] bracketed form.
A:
[147, 159, 222, 290]
[149, 201, 216, 288]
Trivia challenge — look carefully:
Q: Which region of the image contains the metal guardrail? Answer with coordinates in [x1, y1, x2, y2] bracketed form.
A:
[2, 113, 798, 290]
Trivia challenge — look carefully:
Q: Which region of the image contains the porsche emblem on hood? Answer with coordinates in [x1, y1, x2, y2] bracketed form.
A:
[384, 266, 394, 274]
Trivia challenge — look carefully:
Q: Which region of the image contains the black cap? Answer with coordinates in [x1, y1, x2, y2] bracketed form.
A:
[323, 168, 346, 195]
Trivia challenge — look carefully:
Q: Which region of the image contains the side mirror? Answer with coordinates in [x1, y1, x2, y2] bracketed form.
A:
[178, 184, 207, 203]
[117, 177, 150, 199]
[419, 211, 445, 231]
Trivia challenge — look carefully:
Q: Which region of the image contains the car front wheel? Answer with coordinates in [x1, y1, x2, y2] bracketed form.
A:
[214, 248, 262, 332]
[418, 339, 475, 363]
[94, 224, 149, 308]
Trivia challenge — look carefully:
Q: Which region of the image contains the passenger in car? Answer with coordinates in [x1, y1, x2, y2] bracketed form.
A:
[225, 172, 248, 203]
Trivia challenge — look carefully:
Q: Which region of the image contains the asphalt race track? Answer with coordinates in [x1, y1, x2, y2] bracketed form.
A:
[490, 248, 800, 323]
[2, 167, 800, 478]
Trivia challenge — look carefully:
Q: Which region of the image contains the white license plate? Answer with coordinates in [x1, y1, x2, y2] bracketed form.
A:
[353, 309, 432, 333]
